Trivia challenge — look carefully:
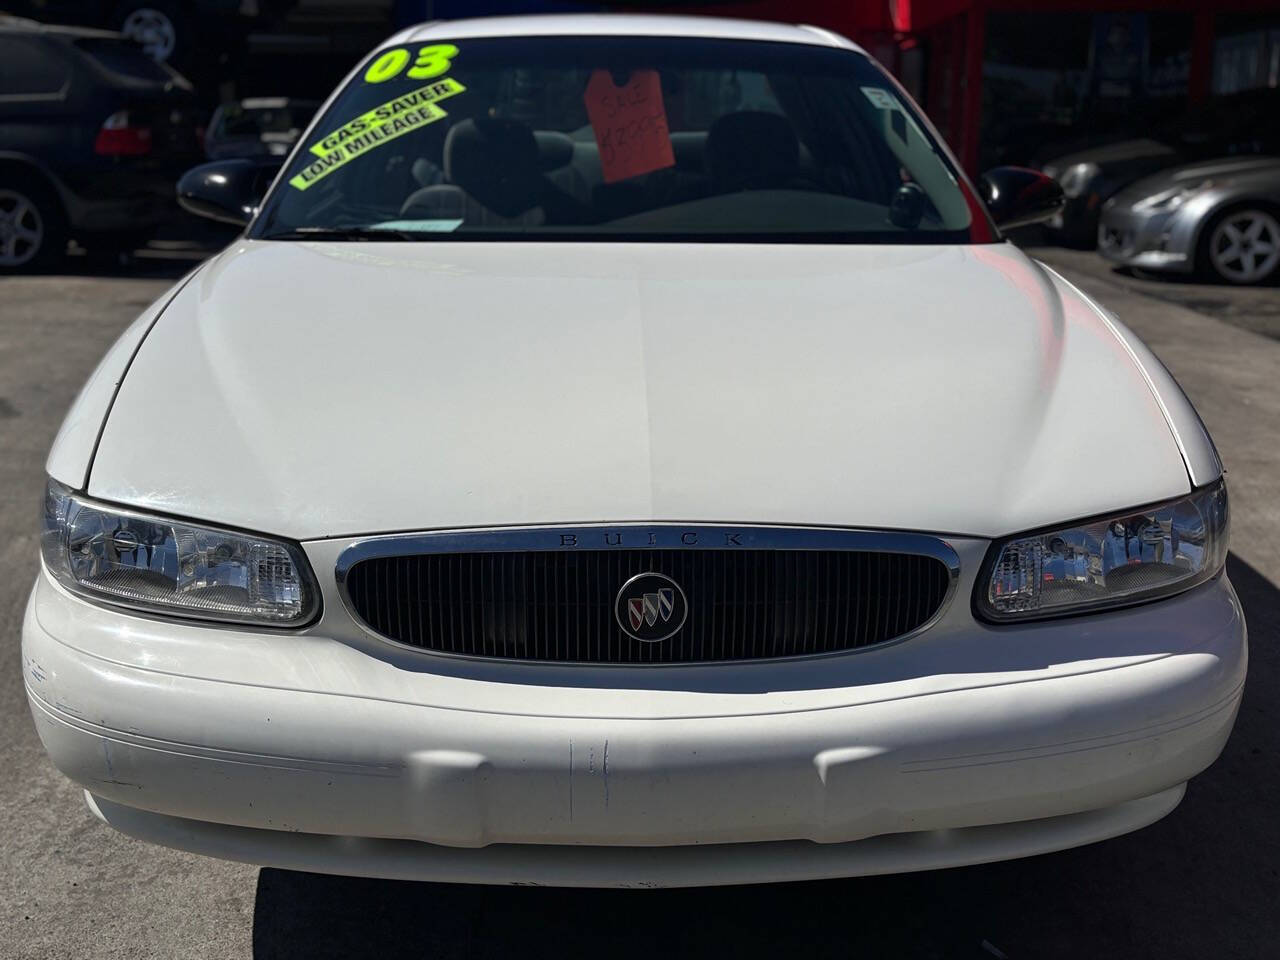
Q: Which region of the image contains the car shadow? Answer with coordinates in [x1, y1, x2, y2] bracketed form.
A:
[1111, 263, 1280, 289]
[251, 554, 1278, 960]
[38, 248, 211, 281]
[41, 211, 237, 279]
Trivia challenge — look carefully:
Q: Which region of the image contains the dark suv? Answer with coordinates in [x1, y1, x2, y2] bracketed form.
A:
[0, 17, 204, 271]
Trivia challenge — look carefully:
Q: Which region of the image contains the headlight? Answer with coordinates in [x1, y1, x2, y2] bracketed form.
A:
[977, 482, 1228, 622]
[41, 480, 320, 626]
[1135, 180, 1214, 211]
[1058, 162, 1100, 199]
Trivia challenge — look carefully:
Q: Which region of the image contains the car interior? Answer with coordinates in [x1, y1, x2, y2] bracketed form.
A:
[281, 66, 969, 236]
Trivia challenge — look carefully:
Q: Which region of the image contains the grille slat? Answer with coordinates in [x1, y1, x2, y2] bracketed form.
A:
[345, 547, 951, 664]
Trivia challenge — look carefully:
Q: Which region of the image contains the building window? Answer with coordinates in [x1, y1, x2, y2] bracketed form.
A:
[1213, 15, 1280, 94]
[980, 12, 1191, 168]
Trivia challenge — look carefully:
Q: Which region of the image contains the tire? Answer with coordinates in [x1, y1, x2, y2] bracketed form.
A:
[1197, 204, 1280, 285]
[0, 173, 67, 274]
[113, 0, 186, 64]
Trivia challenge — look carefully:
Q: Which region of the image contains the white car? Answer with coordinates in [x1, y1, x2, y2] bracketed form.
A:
[25, 15, 1245, 888]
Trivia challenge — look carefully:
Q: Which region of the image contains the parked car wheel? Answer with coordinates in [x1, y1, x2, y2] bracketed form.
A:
[114, 0, 185, 63]
[1200, 205, 1280, 285]
[0, 176, 66, 274]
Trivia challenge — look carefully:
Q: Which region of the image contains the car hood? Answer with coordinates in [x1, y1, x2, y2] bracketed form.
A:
[1044, 138, 1179, 174]
[88, 240, 1190, 541]
[1111, 155, 1280, 205]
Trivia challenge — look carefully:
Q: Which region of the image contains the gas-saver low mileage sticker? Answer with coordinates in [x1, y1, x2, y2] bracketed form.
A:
[289, 78, 465, 191]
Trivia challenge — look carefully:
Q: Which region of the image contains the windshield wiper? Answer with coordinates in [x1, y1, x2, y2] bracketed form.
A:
[260, 226, 422, 241]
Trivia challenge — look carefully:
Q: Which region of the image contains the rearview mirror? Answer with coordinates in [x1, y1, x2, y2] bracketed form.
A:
[176, 159, 283, 226]
[978, 166, 1065, 231]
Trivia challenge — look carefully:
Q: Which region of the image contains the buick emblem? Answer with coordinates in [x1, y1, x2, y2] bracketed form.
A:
[614, 572, 688, 643]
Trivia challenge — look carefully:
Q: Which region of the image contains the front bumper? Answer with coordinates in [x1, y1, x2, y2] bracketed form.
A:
[1044, 192, 1111, 246]
[1098, 204, 1196, 273]
[23, 568, 1246, 885]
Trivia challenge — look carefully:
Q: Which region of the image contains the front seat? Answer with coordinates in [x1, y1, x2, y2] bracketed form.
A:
[704, 111, 801, 192]
[400, 117, 547, 227]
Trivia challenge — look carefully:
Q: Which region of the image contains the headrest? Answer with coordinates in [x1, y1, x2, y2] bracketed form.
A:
[705, 111, 799, 189]
[443, 117, 540, 217]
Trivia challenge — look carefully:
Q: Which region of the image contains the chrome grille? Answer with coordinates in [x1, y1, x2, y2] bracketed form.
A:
[338, 528, 955, 664]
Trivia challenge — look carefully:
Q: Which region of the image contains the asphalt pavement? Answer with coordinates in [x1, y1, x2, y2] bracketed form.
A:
[1, 246, 1277, 960]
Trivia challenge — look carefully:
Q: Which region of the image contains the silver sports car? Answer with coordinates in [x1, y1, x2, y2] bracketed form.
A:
[1098, 156, 1280, 284]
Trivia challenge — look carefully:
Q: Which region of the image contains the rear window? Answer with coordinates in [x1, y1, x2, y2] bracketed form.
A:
[75, 38, 180, 85]
[254, 36, 990, 244]
[0, 36, 70, 95]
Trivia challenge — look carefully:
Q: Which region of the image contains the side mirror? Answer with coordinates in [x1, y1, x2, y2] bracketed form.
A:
[176, 158, 283, 226]
[978, 166, 1065, 231]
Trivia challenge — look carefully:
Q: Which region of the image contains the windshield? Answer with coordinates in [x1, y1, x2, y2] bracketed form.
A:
[75, 37, 183, 86]
[254, 36, 991, 243]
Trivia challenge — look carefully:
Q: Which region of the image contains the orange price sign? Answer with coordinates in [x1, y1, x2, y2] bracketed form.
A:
[583, 69, 676, 184]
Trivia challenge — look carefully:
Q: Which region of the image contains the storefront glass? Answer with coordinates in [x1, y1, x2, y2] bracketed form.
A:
[980, 12, 1192, 168]
[1214, 14, 1280, 94]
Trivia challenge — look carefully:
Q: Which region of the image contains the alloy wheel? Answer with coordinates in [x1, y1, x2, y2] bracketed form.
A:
[120, 8, 177, 61]
[0, 189, 45, 268]
[1208, 209, 1280, 284]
